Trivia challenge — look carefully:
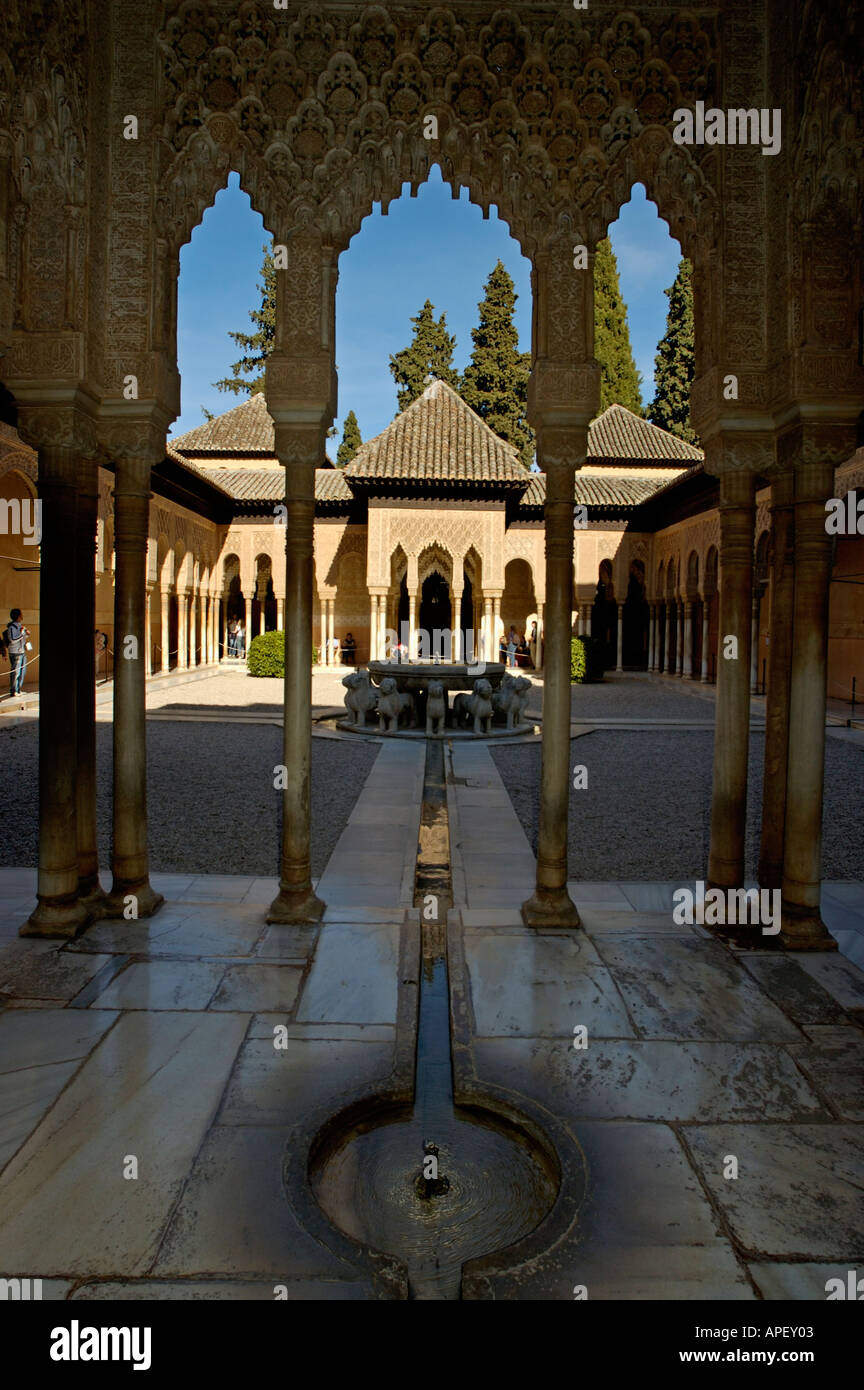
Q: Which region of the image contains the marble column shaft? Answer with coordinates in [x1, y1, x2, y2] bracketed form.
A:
[759, 470, 795, 887]
[75, 460, 103, 907]
[23, 445, 89, 937]
[105, 456, 163, 919]
[708, 470, 756, 889]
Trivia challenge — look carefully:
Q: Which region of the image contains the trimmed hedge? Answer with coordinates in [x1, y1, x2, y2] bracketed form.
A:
[570, 635, 606, 683]
[247, 630, 319, 677]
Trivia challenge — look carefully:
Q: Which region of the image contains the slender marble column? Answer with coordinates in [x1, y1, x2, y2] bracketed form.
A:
[522, 458, 581, 927]
[781, 459, 837, 948]
[177, 593, 188, 670]
[453, 596, 462, 661]
[376, 595, 386, 662]
[188, 588, 197, 668]
[144, 586, 153, 676]
[615, 602, 624, 671]
[267, 422, 324, 924]
[321, 602, 329, 664]
[493, 595, 501, 656]
[277, 598, 284, 633]
[221, 602, 228, 661]
[160, 589, 170, 672]
[104, 455, 163, 919]
[759, 469, 795, 888]
[700, 601, 710, 682]
[23, 444, 89, 936]
[75, 459, 105, 913]
[708, 470, 756, 890]
[368, 594, 378, 662]
[683, 601, 693, 678]
[409, 592, 418, 659]
[677, 601, 685, 674]
[243, 597, 252, 653]
[329, 598, 336, 663]
[647, 603, 656, 671]
[749, 591, 761, 693]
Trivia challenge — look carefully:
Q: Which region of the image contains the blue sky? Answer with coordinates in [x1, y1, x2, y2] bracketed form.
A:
[172, 170, 682, 446]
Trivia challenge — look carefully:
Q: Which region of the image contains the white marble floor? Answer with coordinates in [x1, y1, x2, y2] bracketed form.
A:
[1, 734, 863, 1300]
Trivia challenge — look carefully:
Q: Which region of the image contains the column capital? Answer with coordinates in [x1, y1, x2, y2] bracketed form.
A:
[17, 403, 99, 458]
[702, 428, 774, 478]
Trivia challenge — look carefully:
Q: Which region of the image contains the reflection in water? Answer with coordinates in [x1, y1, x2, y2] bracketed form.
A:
[313, 742, 557, 1300]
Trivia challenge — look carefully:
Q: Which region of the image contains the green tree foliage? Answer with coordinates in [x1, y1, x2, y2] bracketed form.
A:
[460, 260, 534, 468]
[648, 257, 698, 444]
[593, 238, 643, 415]
[247, 629, 317, 676]
[389, 299, 460, 412]
[215, 241, 276, 395]
[336, 410, 363, 468]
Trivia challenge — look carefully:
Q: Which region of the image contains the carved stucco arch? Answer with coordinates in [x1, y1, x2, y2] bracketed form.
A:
[154, 1, 721, 262]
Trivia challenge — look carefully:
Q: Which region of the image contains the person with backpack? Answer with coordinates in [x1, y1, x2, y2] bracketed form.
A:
[3, 608, 31, 697]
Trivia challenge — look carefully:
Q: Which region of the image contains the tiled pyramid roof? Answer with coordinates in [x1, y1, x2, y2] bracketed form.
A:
[518, 472, 671, 513]
[171, 392, 275, 454]
[191, 465, 352, 508]
[345, 378, 527, 487]
[587, 404, 702, 463]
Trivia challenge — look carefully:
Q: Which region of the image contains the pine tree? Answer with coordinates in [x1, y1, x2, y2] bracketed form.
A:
[593, 238, 643, 415]
[337, 410, 362, 468]
[648, 257, 698, 444]
[460, 260, 534, 468]
[389, 299, 460, 412]
[215, 241, 276, 395]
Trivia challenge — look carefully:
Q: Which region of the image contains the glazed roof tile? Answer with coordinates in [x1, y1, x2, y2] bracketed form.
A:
[345, 378, 527, 486]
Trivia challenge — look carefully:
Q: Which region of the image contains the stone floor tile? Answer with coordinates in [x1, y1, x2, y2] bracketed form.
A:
[208, 964, 303, 1013]
[152, 1125, 360, 1279]
[822, 882, 864, 909]
[568, 883, 633, 907]
[248, 1017, 395, 1042]
[591, 936, 801, 1040]
[786, 1036, 864, 1120]
[175, 875, 259, 902]
[747, 1262, 861, 1300]
[795, 953, 864, 1011]
[0, 942, 113, 1002]
[832, 931, 864, 972]
[0, 1011, 119, 1171]
[465, 931, 634, 1038]
[741, 955, 848, 1025]
[618, 883, 685, 913]
[89, 960, 226, 1011]
[682, 1124, 864, 1258]
[579, 909, 695, 934]
[253, 925, 319, 959]
[297, 923, 399, 1024]
[460, 909, 525, 928]
[0, 1012, 248, 1276]
[72, 1278, 370, 1300]
[472, 1037, 824, 1122]
[218, 1036, 394, 1126]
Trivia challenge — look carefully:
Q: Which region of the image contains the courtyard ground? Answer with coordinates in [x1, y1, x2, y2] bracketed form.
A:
[1, 666, 862, 1300]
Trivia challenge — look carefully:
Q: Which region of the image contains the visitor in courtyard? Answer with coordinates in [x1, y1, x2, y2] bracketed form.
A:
[235, 619, 245, 658]
[2, 608, 30, 697]
[227, 619, 237, 657]
[507, 625, 519, 667]
[341, 632, 356, 664]
[516, 635, 530, 668]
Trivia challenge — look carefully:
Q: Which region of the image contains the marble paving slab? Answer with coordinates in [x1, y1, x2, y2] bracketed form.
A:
[296, 922, 400, 1025]
[464, 929, 635, 1038]
[471, 1037, 825, 1122]
[218, 1035, 395, 1126]
[208, 964, 304, 1013]
[747, 1262, 864, 1301]
[794, 953, 864, 1011]
[88, 960, 227, 1011]
[0, 941, 113, 1002]
[785, 1036, 864, 1120]
[152, 1125, 358, 1280]
[590, 935, 801, 1041]
[71, 1278, 370, 1300]
[682, 1124, 864, 1258]
[0, 1011, 248, 1276]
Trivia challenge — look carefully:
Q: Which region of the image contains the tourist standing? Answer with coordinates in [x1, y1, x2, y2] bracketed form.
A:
[507, 625, 518, 668]
[235, 619, 245, 658]
[2, 608, 30, 697]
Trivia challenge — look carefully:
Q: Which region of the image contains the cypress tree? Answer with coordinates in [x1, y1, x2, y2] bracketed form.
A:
[593, 238, 643, 415]
[337, 410, 362, 468]
[460, 260, 534, 469]
[648, 257, 698, 444]
[215, 241, 276, 396]
[389, 299, 460, 412]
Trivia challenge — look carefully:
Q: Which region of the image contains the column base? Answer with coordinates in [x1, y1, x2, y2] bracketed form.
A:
[780, 906, 838, 952]
[102, 881, 165, 920]
[20, 895, 91, 940]
[78, 876, 110, 919]
[705, 923, 783, 951]
[267, 886, 325, 925]
[520, 888, 581, 929]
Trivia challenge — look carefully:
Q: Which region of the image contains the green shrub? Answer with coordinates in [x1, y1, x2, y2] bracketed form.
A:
[570, 635, 605, 683]
[247, 630, 319, 677]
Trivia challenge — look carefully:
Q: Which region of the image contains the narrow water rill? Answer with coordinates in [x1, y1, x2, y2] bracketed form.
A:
[312, 741, 558, 1300]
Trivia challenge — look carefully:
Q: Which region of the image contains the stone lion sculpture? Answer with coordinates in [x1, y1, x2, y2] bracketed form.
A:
[492, 673, 532, 730]
[377, 675, 415, 733]
[453, 677, 494, 736]
[426, 679, 448, 736]
[342, 670, 378, 727]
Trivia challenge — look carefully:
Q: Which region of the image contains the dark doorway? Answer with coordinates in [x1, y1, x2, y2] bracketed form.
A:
[623, 563, 649, 668]
[461, 571, 473, 661]
[419, 571, 452, 657]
